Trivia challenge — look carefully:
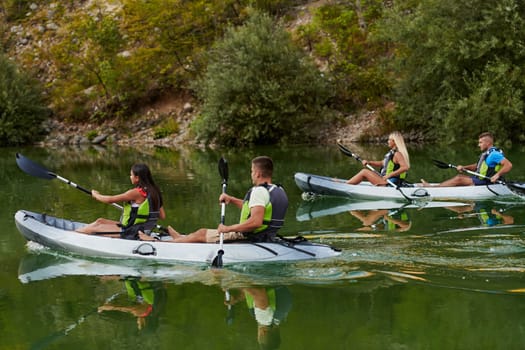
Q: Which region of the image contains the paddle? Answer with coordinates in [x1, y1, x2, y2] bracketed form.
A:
[16, 153, 123, 210]
[432, 159, 525, 196]
[211, 157, 229, 268]
[336, 141, 415, 201]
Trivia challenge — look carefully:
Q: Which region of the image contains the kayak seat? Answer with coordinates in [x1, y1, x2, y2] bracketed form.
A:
[34, 213, 84, 231]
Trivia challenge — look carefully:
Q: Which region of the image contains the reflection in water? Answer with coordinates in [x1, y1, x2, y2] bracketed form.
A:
[349, 208, 411, 232]
[226, 286, 292, 350]
[98, 276, 167, 332]
[445, 201, 514, 227]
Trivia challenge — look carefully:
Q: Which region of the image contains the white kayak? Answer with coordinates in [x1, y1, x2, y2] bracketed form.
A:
[15, 210, 341, 265]
[296, 197, 469, 221]
[294, 172, 519, 201]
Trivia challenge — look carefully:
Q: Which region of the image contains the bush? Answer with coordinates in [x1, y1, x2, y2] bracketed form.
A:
[0, 54, 49, 146]
[378, 0, 525, 143]
[154, 118, 179, 139]
[193, 10, 332, 146]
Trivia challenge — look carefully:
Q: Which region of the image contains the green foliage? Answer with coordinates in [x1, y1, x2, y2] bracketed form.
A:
[378, 0, 525, 143]
[154, 118, 179, 140]
[193, 11, 332, 146]
[44, 0, 246, 121]
[86, 130, 99, 141]
[2, 0, 32, 20]
[295, 1, 390, 111]
[0, 53, 49, 145]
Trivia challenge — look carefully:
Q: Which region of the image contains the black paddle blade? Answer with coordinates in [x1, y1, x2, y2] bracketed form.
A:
[211, 249, 224, 268]
[16, 153, 56, 180]
[432, 159, 454, 169]
[218, 157, 228, 183]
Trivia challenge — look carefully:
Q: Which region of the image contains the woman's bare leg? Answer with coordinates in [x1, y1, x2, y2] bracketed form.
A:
[347, 169, 386, 185]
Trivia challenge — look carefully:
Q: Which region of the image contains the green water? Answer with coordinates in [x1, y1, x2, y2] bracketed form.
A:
[1, 144, 525, 349]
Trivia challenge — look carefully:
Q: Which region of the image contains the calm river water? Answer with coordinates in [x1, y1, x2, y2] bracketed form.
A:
[1, 143, 524, 349]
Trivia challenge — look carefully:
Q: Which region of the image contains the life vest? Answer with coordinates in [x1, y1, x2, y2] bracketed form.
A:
[120, 187, 159, 229]
[476, 147, 503, 179]
[239, 183, 288, 242]
[125, 279, 155, 317]
[380, 149, 407, 180]
[125, 279, 155, 305]
[386, 210, 409, 231]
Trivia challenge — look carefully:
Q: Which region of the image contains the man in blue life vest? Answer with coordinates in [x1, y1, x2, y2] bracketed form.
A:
[421, 132, 512, 187]
[141, 156, 288, 243]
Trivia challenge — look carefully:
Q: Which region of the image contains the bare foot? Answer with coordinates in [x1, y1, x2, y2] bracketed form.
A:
[167, 226, 182, 239]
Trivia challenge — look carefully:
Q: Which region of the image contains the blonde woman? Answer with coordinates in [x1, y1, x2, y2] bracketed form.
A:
[346, 131, 410, 186]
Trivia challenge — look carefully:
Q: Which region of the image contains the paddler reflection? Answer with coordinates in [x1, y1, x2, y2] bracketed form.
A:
[225, 286, 292, 350]
[446, 202, 514, 227]
[98, 276, 167, 331]
[349, 208, 411, 232]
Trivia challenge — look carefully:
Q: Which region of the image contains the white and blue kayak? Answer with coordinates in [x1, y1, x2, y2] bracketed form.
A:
[294, 172, 522, 201]
[15, 210, 341, 265]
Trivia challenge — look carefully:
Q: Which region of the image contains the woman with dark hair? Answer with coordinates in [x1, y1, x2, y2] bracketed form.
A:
[76, 163, 165, 236]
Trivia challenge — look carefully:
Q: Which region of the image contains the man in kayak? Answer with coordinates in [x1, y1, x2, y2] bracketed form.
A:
[141, 156, 288, 243]
[345, 131, 410, 186]
[421, 132, 513, 187]
[76, 163, 165, 237]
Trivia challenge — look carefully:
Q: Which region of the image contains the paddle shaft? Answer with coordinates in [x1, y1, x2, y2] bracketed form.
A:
[450, 164, 503, 184]
[16, 153, 123, 210]
[212, 157, 229, 268]
[55, 175, 123, 210]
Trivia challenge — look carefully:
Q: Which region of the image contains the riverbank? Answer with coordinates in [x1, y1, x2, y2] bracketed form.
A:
[39, 95, 391, 148]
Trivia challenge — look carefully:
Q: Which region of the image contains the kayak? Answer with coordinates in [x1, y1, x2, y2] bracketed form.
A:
[296, 196, 469, 221]
[294, 172, 520, 201]
[14, 210, 341, 265]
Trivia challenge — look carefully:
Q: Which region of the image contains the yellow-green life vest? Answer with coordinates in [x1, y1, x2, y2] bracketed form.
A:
[380, 149, 407, 180]
[239, 184, 288, 241]
[120, 190, 152, 228]
[125, 279, 155, 305]
[245, 288, 277, 310]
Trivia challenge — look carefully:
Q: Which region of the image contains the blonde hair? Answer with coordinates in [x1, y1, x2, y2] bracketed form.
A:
[389, 131, 410, 168]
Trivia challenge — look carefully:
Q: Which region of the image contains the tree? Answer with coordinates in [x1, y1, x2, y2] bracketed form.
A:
[193, 10, 332, 146]
[378, 0, 525, 143]
[0, 53, 49, 146]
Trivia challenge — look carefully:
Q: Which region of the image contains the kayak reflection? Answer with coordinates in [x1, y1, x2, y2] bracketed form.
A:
[296, 196, 468, 222]
[225, 286, 292, 350]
